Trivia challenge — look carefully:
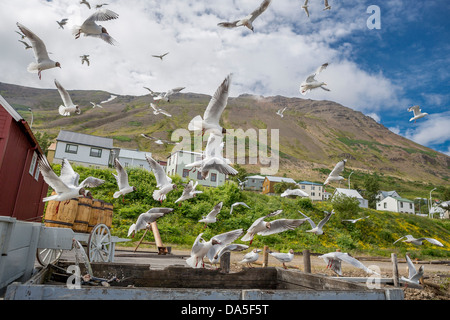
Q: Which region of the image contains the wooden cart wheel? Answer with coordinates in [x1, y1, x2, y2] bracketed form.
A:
[87, 223, 112, 262]
[36, 248, 63, 267]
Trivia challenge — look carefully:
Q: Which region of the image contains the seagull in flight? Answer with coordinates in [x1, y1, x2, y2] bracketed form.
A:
[408, 105, 428, 123]
[152, 52, 169, 60]
[73, 8, 119, 45]
[230, 202, 250, 215]
[401, 254, 424, 288]
[199, 202, 223, 227]
[127, 208, 174, 238]
[90, 102, 103, 108]
[54, 79, 81, 116]
[80, 55, 90, 66]
[319, 251, 380, 276]
[57, 18, 69, 29]
[80, 0, 91, 9]
[276, 107, 287, 118]
[16, 23, 61, 80]
[146, 154, 177, 203]
[342, 216, 370, 224]
[302, 0, 310, 17]
[153, 87, 185, 103]
[150, 103, 171, 117]
[300, 63, 330, 95]
[324, 159, 346, 185]
[95, 3, 109, 9]
[175, 180, 202, 205]
[112, 158, 136, 201]
[218, 0, 272, 32]
[393, 235, 444, 247]
[323, 0, 331, 10]
[298, 210, 334, 235]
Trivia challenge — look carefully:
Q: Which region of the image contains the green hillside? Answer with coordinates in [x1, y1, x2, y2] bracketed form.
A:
[46, 164, 450, 260]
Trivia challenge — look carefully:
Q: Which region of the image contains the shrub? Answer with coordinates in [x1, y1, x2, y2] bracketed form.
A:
[331, 193, 360, 219]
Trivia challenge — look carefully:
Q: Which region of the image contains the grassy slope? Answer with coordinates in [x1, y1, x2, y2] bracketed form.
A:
[47, 164, 450, 260]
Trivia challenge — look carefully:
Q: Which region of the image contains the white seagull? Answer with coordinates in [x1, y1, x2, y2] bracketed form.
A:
[323, 0, 331, 10]
[276, 107, 287, 118]
[324, 159, 347, 185]
[230, 202, 250, 215]
[37, 155, 87, 206]
[239, 249, 262, 268]
[186, 229, 243, 268]
[281, 188, 309, 197]
[209, 243, 249, 265]
[318, 251, 380, 276]
[408, 105, 428, 123]
[298, 210, 334, 235]
[112, 158, 136, 200]
[241, 210, 307, 245]
[73, 9, 119, 45]
[145, 154, 177, 202]
[150, 103, 171, 117]
[16, 23, 61, 80]
[140, 134, 177, 145]
[143, 87, 163, 98]
[174, 180, 202, 205]
[300, 63, 330, 95]
[152, 52, 169, 60]
[269, 249, 295, 269]
[199, 202, 223, 226]
[302, 0, 310, 17]
[218, 0, 272, 32]
[54, 79, 81, 117]
[342, 216, 370, 224]
[57, 18, 68, 29]
[18, 40, 32, 50]
[127, 208, 174, 238]
[393, 235, 444, 247]
[401, 254, 424, 288]
[153, 87, 185, 103]
[90, 102, 103, 108]
[59, 158, 104, 199]
[188, 73, 232, 136]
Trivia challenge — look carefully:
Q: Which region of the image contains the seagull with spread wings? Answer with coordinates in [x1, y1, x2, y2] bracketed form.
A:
[408, 105, 428, 123]
[276, 107, 287, 118]
[54, 79, 81, 117]
[59, 158, 104, 199]
[324, 159, 347, 185]
[127, 208, 174, 238]
[199, 202, 223, 227]
[230, 202, 250, 215]
[319, 251, 380, 276]
[112, 158, 136, 200]
[218, 0, 272, 32]
[145, 154, 177, 202]
[300, 63, 330, 95]
[150, 103, 171, 117]
[57, 18, 68, 29]
[241, 210, 307, 245]
[298, 210, 334, 235]
[393, 234, 444, 247]
[401, 254, 424, 288]
[188, 74, 232, 136]
[16, 23, 61, 79]
[73, 8, 119, 45]
[153, 87, 185, 103]
[152, 52, 169, 60]
[302, 0, 310, 17]
[175, 180, 202, 205]
[323, 0, 331, 10]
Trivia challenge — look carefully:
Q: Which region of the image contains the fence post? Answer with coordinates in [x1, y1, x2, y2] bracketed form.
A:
[391, 253, 399, 287]
[220, 252, 231, 273]
[303, 249, 311, 273]
[263, 245, 269, 267]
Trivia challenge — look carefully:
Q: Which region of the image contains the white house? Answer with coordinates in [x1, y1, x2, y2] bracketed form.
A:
[165, 150, 226, 187]
[116, 148, 152, 170]
[243, 175, 265, 191]
[377, 196, 415, 214]
[297, 181, 324, 201]
[377, 190, 400, 201]
[333, 188, 368, 208]
[53, 130, 114, 169]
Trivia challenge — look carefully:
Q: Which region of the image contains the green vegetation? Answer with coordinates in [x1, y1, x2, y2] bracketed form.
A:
[47, 164, 450, 260]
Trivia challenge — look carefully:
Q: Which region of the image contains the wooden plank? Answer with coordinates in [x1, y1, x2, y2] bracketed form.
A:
[391, 253, 399, 287]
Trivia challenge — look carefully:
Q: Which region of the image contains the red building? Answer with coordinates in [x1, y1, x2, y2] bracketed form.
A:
[0, 95, 48, 221]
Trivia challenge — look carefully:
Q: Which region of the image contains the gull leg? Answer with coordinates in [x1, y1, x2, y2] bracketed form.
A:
[38, 70, 42, 80]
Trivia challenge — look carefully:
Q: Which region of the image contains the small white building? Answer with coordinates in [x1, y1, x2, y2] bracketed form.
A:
[116, 149, 152, 170]
[376, 196, 415, 214]
[377, 190, 400, 201]
[333, 188, 368, 208]
[243, 175, 265, 191]
[53, 130, 114, 169]
[165, 150, 226, 187]
[297, 181, 324, 201]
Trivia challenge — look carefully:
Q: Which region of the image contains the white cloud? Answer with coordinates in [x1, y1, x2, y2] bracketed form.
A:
[367, 113, 380, 123]
[404, 112, 450, 147]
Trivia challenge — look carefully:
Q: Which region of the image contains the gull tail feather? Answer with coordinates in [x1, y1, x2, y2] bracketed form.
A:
[43, 194, 59, 202]
[188, 115, 203, 131]
[27, 62, 39, 73]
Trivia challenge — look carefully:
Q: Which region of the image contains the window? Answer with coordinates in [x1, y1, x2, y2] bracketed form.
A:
[29, 152, 37, 176]
[301, 185, 305, 189]
[400, 202, 403, 208]
[124, 162, 129, 167]
[211, 173, 217, 182]
[409, 203, 413, 209]
[312, 186, 315, 190]
[384, 203, 387, 209]
[34, 166, 40, 181]
[197, 171, 202, 180]
[65, 144, 78, 154]
[311, 192, 315, 196]
[90, 148, 102, 158]
[183, 169, 189, 178]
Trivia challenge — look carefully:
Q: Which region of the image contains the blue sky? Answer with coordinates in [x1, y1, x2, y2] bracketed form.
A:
[0, 0, 449, 155]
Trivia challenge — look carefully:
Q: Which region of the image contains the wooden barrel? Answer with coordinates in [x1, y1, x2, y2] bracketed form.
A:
[87, 200, 105, 232]
[103, 202, 113, 229]
[44, 193, 79, 229]
[73, 198, 93, 233]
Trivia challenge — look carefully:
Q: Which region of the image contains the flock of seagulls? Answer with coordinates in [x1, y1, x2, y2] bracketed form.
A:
[15, 1, 442, 284]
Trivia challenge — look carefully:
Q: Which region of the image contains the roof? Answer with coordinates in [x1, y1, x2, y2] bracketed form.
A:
[298, 181, 323, 186]
[390, 196, 414, 203]
[265, 176, 296, 184]
[118, 149, 151, 160]
[334, 188, 364, 199]
[379, 190, 398, 197]
[246, 175, 266, 180]
[56, 130, 113, 149]
[0, 95, 22, 121]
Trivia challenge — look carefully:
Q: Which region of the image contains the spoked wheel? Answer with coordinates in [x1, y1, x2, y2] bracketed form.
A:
[36, 248, 63, 267]
[87, 223, 112, 262]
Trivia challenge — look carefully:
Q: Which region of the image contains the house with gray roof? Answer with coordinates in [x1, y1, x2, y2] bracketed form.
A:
[376, 190, 400, 201]
[297, 181, 324, 201]
[333, 188, 368, 208]
[53, 130, 114, 169]
[116, 148, 152, 171]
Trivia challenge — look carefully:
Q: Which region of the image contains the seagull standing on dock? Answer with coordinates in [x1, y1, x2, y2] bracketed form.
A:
[239, 249, 262, 268]
[269, 249, 295, 269]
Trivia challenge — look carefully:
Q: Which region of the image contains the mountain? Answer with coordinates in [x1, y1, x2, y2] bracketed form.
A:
[1, 81, 449, 187]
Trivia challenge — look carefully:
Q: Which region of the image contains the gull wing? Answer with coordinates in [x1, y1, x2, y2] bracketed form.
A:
[419, 237, 444, 247]
[336, 252, 379, 275]
[297, 210, 316, 229]
[79, 176, 105, 188]
[218, 21, 240, 28]
[408, 105, 421, 117]
[191, 233, 204, 256]
[317, 211, 333, 230]
[145, 154, 170, 187]
[16, 23, 51, 64]
[328, 159, 346, 177]
[54, 79, 74, 108]
[249, 0, 272, 23]
[113, 158, 130, 190]
[405, 255, 417, 279]
[211, 229, 244, 246]
[203, 74, 232, 126]
[85, 8, 119, 23]
[38, 155, 72, 194]
[59, 158, 79, 187]
[257, 219, 306, 236]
